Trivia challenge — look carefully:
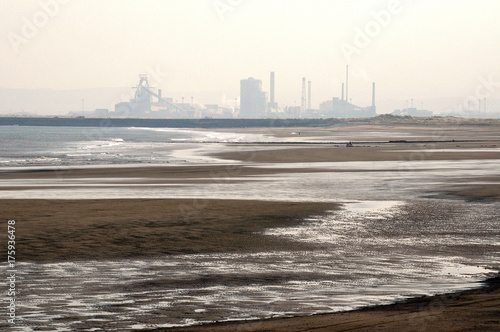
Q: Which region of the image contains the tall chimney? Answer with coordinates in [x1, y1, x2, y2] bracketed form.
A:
[345, 65, 349, 104]
[341, 83, 344, 101]
[372, 82, 375, 107]
[301, 77, 306, 113]
[308, 80, 311, 110]
[158, 89, 162, 102]
[270, 72, 275, 105]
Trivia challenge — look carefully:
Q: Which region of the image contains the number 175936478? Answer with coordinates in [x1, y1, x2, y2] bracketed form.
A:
[8, 220, 16, 268]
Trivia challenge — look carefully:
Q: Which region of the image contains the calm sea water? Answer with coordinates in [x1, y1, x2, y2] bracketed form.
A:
[0, 126, 284, 167]
[1, 126, 499, 331]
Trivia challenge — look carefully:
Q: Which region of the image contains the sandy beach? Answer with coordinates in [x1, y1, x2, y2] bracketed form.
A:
[1, 124, 499, 331]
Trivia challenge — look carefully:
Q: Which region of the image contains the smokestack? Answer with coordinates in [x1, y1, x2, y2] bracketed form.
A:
[345, 65, 349, 105]
[372, 82, 375, 107]
[308, 80, 311, 110]
[341, 83, 344, 101]
[301, 77, 306, 113]
[270, 72, 275, 105]
[158, 89, 162, 102]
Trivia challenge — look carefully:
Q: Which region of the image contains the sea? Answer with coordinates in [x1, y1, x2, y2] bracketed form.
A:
[0, 126, 289, 167]
[1, 125, 499, 331]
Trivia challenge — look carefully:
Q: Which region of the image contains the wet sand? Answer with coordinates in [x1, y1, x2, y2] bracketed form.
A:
[2, 124, 499, 331]
[2, 136, 499, 201]
[6, 196, 499, 331]
[3, 199, 338, 262]
[213, 140, 500, 163]
[161, 276, 500, 332]
[199, 124, 500, 140]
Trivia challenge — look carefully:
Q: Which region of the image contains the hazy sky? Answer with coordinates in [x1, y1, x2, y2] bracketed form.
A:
[2, 0, 500, 108]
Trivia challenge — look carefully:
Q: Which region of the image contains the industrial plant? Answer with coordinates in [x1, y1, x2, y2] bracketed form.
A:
[114, 75, 184, 118]
[109, 75, 234, 119]
[239, 66, 377, 119]
[100, 68, 383, 119]
[239, 77, 268, 118]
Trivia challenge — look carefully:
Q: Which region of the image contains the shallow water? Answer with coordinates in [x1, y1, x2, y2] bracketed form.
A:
[8, 199, 498, 331]
[0, 126, 291, 167]
[0, 159, 498, 201]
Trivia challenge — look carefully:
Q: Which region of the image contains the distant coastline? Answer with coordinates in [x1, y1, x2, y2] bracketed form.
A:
[1, 115, 499, 128]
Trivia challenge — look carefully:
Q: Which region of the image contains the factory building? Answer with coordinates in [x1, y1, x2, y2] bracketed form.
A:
[115, 75, 185, 118]
[318, 81, 377, 118]
[268, 72, 278, 111]
[111, 75, 236, 119]
[319, 98, 376, 118]
[392, 99, 433, 117]
[240, 78, 268, 118]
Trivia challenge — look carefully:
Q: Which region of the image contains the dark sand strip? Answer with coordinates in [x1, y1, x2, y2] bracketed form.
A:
[2, 199, 338, 262]
[214, 141, 500, 163]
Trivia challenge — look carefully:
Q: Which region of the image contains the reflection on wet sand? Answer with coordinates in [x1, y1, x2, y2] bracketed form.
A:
[10, 199, 499, 331]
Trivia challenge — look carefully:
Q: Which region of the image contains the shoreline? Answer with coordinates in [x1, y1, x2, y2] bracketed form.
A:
[157, 275, 500, 332]
[2, 115, 500, 129]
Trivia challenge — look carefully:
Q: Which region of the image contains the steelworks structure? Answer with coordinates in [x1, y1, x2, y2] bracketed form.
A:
[115, 75, 185, 118]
